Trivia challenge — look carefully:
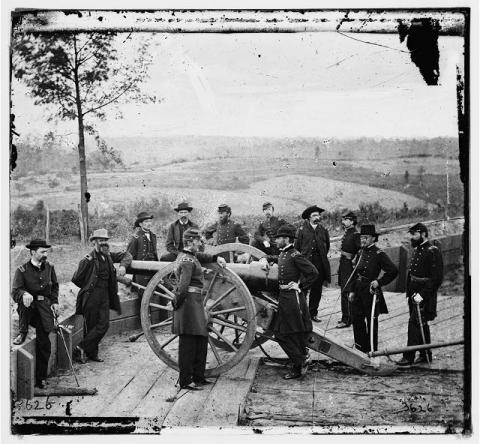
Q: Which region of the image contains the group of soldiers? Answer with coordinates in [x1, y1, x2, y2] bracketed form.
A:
[11, 200, 443, 388]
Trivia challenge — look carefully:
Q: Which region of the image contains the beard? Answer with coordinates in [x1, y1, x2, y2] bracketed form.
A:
[99, 244, 110, 255]
[39, 256, 47, 263]
[410, 238, 422, 248]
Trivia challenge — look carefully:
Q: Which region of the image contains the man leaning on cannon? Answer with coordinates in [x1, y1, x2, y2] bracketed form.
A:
[11, 239, 60, 388]
[71, 228, 132, 364]
[397, 223, 444, 366]
[259, 225, 319, 380]
[171, 228, 227, 390]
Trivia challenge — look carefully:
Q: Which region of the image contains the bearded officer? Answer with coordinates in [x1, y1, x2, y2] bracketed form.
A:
[294, 205, 331, 322]
[72, 229, 132, 363]
[127, 211, 158, 291]
[349, 225, 398, 353]
[172, 228, 227, 390]
[11, 239, 60, 388]
[259, 225, 319, 379]
[251, 202, 286, 255]
[336, 211, 361, 329]
[397, 223, 444, 366]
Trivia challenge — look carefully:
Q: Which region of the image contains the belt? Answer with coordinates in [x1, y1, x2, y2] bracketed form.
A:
[356, 274, 370, 282]
[187, 286, 204, 294]
[35, 295, 49, 301]
[341, 251, 354, 260]
[410, 275, 432, 283]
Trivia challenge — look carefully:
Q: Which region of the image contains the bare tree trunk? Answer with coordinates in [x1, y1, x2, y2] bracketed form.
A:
[45, 202, 50, 244]
[73, 35, 89, 245]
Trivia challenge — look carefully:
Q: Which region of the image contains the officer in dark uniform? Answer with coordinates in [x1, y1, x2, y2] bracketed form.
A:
[349, 225, 398, 353]
[259, 225, 319, 379]
[203, 204, 249, 260]
[294, 205, 331, 322]
[11, 239, 60, 388]
[172, 228, 227, 390]
[336, 211, 361, 328]
[127, 211, 158, 290]
[72, 229, 132, 363]
[161, 201, 199, 261]
[397, 223, 444, 366]
[251, 202, 286, 255]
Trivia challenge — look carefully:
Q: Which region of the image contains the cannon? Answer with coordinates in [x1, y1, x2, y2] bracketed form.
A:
[121, 243, 398, 377]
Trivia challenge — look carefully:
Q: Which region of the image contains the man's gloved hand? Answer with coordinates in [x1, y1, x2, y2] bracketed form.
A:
[22, 292, 34, 308]
[348, 292, 355, 302]
[287, 281, 300, 292]
[216, 256, 227, 268]
[413, 293, 423, 304]
[236, 253, 250, 264]
[51, 303, 60, 317]
[118, 266, 126, 277]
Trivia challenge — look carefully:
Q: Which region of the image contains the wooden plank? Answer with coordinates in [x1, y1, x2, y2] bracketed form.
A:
[56, 326, 73, 371]
[107, 316, 141, 337]
[17, 348, 34, 400]
[196, 357, 261, 426]
[11, 349, 18, 397]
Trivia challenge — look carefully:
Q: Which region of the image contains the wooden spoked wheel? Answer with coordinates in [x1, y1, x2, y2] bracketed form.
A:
[207, 242, 266, 264]
[140, 262, 258, 376]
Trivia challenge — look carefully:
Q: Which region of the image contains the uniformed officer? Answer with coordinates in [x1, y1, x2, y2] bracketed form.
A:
[71, 229, 132, 363]
[259, 225, 319, 379]
[336, 211, 361, 328]
[160, 202, 199, 261]
[349, 225, 398, 353]
[397, 223, 444, 366]
[251, 202, 286, 255]
[294, 205, 331, 322]
[172, 228, 227, 390]
[11, 239, 60, 388]
[127, 212, 158, 291]
[203, 204, 249, 260]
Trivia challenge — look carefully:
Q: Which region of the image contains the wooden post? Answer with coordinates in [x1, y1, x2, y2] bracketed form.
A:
[17, 348, 34, 400]
[78, 203, 85, 242]
[45, 202, 50, 244]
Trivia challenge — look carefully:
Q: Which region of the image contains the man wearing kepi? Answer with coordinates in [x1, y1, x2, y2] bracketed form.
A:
[397, 223, 444, 366]
[11, 239, 60, 388]
[259, 225, 319, 379]
[72, 229, 132, 363]
[251, 202, 286, 255]
[172, 228, 227, 390]
[336, 211, 361, 329]
[161, 201, 198, 261]
[349, 225, 398, 353]
[294, 205, 331, 322]
[127, 211, 158, 290]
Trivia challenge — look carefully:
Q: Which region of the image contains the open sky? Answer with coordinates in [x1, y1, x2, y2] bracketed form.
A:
[11, 32, 462, 140]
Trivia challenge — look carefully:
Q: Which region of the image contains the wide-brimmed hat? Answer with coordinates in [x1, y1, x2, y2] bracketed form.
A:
[359, 224, 379, 239]
[273, 224, 297, 239]
[262, 202, 274, 210]
[301, 205, 325, 220]
[183, 228, 202, 242]
[89, 228, 110, 242]
[218, 204, 231, 214]
[174, 202, 193, 212]
[342, 211, 357, 222]
[25, 239, 51, 250]
[134, 212, 153, 227]
[408, 222, 428, 235]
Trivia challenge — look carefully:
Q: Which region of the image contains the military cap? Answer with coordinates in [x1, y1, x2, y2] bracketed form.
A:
[135, 211, 153, 227]
[217, 204, 232, 213]
[174, 201, 193, 212]
[25, 239, 51, 250]
[359, 224, 379, 240]
[301, 205, 325, 220]
[89, 228, 110, 242]
[273, 224, 297, 239]
[341, 211, 357, 222]
[183, 228, 202, 242]
[262, 202, 274, 210]
[408, 222, 428, 235]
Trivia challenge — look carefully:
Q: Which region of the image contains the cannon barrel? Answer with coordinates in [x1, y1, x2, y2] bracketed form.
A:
[126, 260, 279, 292]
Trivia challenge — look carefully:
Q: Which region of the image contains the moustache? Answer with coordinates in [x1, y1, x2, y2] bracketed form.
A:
[39, 256, 47, 262]
[99, 243, 110, 249]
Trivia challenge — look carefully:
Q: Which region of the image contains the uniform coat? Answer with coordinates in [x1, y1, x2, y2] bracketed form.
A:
[72, 249, 132, 316]
[165, 219, 198, 257]
[252, 216, 286, 255]
[203, 219, 249, 246]
[127, 228, 158, 288]
[11, 260, 59, 384]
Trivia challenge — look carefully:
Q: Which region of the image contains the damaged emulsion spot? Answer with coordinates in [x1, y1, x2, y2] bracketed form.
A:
[398, 18, 440, 85]
[84, 192, 91, 203]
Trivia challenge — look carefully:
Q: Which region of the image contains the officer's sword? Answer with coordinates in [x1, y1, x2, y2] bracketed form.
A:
[370, 288, 378, 354]
[52, 307, 80, 387]
[414, 296, 431, 366]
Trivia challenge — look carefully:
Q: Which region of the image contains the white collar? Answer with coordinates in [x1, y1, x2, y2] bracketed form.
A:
[30, 258, 42, 268]
[280, 243, 293, 252]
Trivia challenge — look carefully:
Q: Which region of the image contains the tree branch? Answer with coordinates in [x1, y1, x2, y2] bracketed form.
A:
[82, 80, 136, 116]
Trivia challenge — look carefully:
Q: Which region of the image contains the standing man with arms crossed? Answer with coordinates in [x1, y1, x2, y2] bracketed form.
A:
[172, 228, 227, 390]
[127, 211, 158, 292]
[161, 201, 198, 261]
[397, 223, 443, 366]
[72, 229, 132, 363]
[11, 239, 60, 388]
[259, 225, 319, 379]
[295, 205, 331, 322]
[251, 202, 286, 255]
[336, 211, 361, 329]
